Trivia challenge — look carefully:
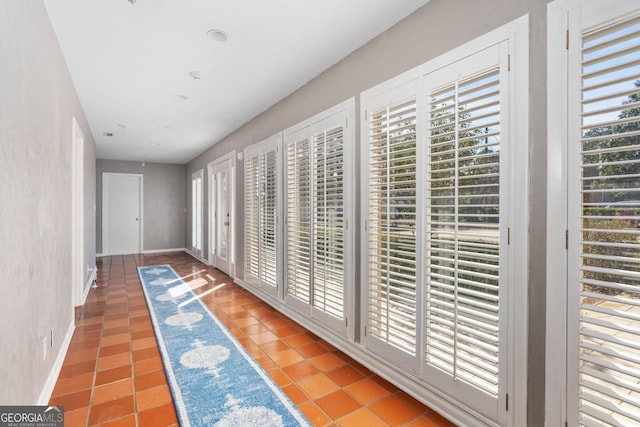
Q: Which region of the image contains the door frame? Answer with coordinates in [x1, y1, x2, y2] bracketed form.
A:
[102, 172, 143, 256]
[71, 117, 85, 307]
[208, 151, 236, 278]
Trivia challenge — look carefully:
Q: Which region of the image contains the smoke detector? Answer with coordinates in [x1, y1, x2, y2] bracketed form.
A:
[128, 0, 136, 4]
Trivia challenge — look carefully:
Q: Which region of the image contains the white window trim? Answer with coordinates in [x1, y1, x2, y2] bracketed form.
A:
[546, 2, 571, 425]
[191, 169, 204, 257]
[207, 151, 236, 278]
[360, 15, 529, 427]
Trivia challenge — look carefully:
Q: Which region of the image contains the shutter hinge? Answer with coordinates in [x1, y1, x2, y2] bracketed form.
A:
[507, 54, 511, 72]
[565, 421, 568, 427]
[566, 30, 569, 50]
[345, 219, 348, 230]
[365, 110, 368, 121]
[566, 229, 569, 250]
[346, 118, 348, 128]
[506, 393, 509, 411]
[364, 326, 367, 336]
[365, 220, 368, 231]
[507, 227, 511, 245]
[345, 317, 348, 327]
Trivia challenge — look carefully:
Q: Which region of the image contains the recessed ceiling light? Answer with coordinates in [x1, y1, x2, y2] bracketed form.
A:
[177, 94, 189, 101]
[103, 132, 114, 137]
[206, 29, 228, 42]
[189, 70, 203, 80]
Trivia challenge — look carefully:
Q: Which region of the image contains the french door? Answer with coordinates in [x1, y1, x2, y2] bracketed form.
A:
[210, 155, 234, 276]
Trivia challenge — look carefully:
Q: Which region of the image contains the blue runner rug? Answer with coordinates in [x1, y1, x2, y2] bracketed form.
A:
[137, 265, 310, 427]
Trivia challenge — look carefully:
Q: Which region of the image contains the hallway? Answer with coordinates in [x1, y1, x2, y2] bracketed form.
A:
[49, 252, 455, 426]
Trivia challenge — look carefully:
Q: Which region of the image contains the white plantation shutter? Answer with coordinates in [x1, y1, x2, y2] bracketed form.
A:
[361, 28, 524, 424]
[192, 170, 203, 254]
[286, 134, 311, 303]
[284, 103, 351, 333]
[245, 155, 260, 281]
[419, 43, 509, 420]
[261, 151, 278, 287]
[366, 94, 418, 362]
[244, 135, 281, 292]
[568, 4, 640, 425]
[313, 126, 345, 320]
[426, 67, 502, 396]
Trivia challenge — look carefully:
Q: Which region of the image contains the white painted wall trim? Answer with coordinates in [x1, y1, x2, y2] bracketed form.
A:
[545, 2, 570, 425]
[37, 320, 74, 405]
[142, 248, 188, 255]
[71, 117, 85, 308]
[80, 266, 97, 306]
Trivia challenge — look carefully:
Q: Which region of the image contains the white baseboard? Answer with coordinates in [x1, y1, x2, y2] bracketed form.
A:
[97, 249, 187, 257]
[37, 321, 75, 405]
[143, 248, 187, 255]
[80, 266, 97, 305]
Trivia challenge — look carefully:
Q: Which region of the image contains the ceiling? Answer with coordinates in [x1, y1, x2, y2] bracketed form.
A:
[44, 0, 429, 164]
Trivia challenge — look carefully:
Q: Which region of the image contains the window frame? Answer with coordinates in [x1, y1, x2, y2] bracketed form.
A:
[360, 16, 529, 426]
[283, 98, 355, 338]
[243, 133, 282, 297]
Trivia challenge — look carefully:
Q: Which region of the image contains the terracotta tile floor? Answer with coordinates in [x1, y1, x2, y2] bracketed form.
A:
[49, 252, 456, 426]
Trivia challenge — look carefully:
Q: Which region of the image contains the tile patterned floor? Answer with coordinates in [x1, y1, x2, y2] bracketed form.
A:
[49, 252, 456, 426]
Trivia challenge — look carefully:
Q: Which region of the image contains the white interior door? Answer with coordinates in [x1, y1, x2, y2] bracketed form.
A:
[210, 156, 234, 276]
[103, 173, 142, 255]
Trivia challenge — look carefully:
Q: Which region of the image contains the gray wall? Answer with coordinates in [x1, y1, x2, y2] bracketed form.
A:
[186, 0, 547, 424]
[96, 160, 186, 254]
[0, 0, 96, 404]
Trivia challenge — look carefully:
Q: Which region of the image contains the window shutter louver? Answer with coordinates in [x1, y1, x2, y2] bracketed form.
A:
[574, 12, 640, 426]
[284, 105, 350, 333]
[244, 136, 280, 291]
[313, 126, 345, 320]
[245, 156, 260, 281]
[287, 136, 311, 303]
[367, 97, 418, 357]
[261, 151, 278, 287]
[426, 67, 502, 397]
